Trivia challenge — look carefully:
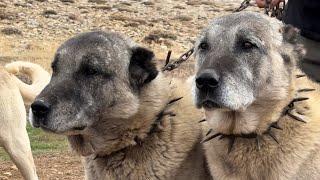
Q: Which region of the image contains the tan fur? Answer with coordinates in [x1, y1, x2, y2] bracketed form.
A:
[5, 61, 51, 106]
[203, 74, 320, 179]
[0, 66, 38, 180]
[82, 74, 211, 179]
[201, 34, 320, 180]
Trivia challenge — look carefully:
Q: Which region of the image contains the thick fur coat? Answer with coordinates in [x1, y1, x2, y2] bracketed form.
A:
[193, 12, 320, 179]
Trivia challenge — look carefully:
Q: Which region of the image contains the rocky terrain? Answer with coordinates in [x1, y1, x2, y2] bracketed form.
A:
[0, 0, 261, 179]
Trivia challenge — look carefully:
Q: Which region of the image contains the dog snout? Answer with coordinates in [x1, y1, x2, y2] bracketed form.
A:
[196, 70, 220, 90]
[31, 100, 51, 120]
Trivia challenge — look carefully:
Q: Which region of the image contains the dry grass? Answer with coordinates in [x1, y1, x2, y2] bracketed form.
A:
[0, 35, 62, 70]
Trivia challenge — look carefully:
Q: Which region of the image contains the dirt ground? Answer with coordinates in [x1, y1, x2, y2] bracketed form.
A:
[0, 152, 83, 180]
[0, 0, 261, 179]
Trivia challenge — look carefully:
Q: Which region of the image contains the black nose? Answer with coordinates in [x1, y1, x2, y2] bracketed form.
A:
[31, 100, 51, 119]
[196, 70, 220, 90]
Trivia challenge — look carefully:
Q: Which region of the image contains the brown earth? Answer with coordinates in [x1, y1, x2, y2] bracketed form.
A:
[0, 152, 83, 180]
[0, 0, 261, 179]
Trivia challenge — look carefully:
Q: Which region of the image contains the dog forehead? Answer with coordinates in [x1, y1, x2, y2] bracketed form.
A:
[207, 12, 279, 36]
[56, 31, 133, 66]
[199, 12, 283, 48]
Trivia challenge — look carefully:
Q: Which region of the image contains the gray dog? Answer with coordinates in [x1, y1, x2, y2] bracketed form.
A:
[29, 31, 210, 179]
[194, 12, 320, 179]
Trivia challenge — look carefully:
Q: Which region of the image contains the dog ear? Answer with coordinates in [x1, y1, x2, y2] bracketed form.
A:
[281, 25, 306, 64]
[129, 47, 158, 89]
[281, 24, 300, 44]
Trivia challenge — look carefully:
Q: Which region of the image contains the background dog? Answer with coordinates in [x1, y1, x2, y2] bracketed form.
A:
[29, 31, 211, 179]
[0, 61, 50, 180]
[0, 66, 38, 180]
[193, 12, 320, 179]
[5, 61, 51, 106]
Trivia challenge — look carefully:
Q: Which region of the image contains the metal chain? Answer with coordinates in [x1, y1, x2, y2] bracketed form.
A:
[162, 48, 194, 72]
[233, 0, 252, 12]
[234, 0, 285, 20]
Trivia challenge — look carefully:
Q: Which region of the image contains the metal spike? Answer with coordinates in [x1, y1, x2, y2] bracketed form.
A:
[268, 131, 279, 144]
[219, 135, 226, 140]
[198, 119, 206, 123]
[134, 136, 143, 146]
[270, 123, 283, 130]
[201, 133, 221, 143]
[168, 97, 183, 105]
[162, 111, 176, 117]
[206, 129, 213, 136]
[298, 88, 316, 93]
[228, 136, 236, 154]
[287, 111, 307, 123]
[256, 136, 262, 151]
[296, 111, 305, 115]
[291, 97, 309, 103]
[296, 74, 306, 78]
[164, 50, 172, 66]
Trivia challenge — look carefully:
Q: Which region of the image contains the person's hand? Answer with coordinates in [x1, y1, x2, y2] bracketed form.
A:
[255, 0, 284, 8]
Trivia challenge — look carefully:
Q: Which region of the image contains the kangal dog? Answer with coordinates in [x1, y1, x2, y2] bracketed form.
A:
[29, 31, 211, 180]
[193, 12, 320, 179]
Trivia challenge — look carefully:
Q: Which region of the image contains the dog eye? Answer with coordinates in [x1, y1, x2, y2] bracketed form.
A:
[85, 68, 98, 76]
[199, 42, 209, 50]
[82, 66, 100, 76]
[242, 41, 256, 49]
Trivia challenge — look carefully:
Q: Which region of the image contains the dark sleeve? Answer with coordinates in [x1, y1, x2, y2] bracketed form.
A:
[284, 0, 320, 41]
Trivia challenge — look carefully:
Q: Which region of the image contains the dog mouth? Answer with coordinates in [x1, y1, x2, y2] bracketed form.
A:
[200, 99, 222, 110]
[72, 126, 87, 131]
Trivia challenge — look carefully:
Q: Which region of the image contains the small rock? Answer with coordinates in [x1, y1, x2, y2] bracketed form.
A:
[88, 0, 107, 4]
[1, 27, 22, 35]
[142, 1, 155, 6]
[60, 0, 75, 3]
[0, 2, 7, 8]
[68, 13, 80, 21]
[144, 30, 177, 43]
[173, 5, 186, 9]
[92, 5, 112, 10]
[0, 11, 17, 20]
[10, 165, 18, 170]
[120, 2, 131, 6]
[3, 172, 12, 176]
[43, 9, 58, 15]
[174, 15, 193, 22]
[124, 22, 139, 28]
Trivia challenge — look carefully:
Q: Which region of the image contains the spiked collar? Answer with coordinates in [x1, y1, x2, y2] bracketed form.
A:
[200, 74, 314, 153]
[94, 96, 183, 159]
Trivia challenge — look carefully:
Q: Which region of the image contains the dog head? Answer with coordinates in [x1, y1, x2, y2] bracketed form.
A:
[193, 12, 304, 112]
[29, 31, 158, 137]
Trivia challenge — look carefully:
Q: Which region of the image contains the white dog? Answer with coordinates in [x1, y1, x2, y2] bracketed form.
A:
[0, 61, 50, 180]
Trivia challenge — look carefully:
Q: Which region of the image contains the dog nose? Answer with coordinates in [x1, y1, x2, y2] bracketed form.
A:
[196, 70, 220, 90]
[31, 100, 51, 119]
